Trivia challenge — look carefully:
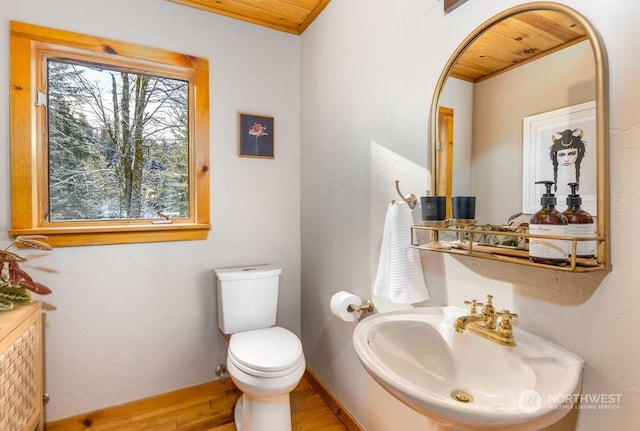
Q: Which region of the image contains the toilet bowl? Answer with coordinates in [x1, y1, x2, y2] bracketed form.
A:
[226, 326, 305, 431]
[214, 265, 305, 431]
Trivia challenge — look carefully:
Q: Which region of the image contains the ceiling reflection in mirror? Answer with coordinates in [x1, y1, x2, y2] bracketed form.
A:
[433, 6, 601, 226]
[450, 10, 587, 83]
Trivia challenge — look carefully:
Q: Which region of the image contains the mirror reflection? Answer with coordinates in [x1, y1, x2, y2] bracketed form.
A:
[435, 8, 595, 224]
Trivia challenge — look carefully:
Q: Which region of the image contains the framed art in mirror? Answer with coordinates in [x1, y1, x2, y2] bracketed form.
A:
[522, 101, 597, 215]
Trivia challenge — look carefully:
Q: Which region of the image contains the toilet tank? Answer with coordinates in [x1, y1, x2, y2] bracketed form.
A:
[214, 265, 282, 334]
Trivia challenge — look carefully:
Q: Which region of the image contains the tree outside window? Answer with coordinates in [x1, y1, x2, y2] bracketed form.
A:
[47, 60, 189, 221]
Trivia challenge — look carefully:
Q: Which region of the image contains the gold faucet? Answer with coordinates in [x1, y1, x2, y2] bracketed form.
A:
[453, 295, 518, 346]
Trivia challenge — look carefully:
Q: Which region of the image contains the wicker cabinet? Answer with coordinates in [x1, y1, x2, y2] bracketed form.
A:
[0, 302, 43, 431]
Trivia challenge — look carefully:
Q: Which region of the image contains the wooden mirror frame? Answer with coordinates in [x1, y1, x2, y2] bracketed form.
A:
[427, 2, 610, 270]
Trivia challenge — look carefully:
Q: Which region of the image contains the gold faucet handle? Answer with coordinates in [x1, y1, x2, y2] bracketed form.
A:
[464, 299, 483, 314]
[497, 310, 518, 331]
[484, 294, 494, 308]
[481, 294, 496, 317]
[498, 310, 518, 319]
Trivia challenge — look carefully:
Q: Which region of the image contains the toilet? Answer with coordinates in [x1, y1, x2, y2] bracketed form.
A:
[215, 265, 305, 431]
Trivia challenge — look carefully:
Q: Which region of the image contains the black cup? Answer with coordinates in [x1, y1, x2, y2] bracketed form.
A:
[421, 196, 447, 221]
[452, 196, 476, 220]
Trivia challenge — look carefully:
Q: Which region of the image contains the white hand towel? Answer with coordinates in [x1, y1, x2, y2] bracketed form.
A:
[374, 201, 430, 304]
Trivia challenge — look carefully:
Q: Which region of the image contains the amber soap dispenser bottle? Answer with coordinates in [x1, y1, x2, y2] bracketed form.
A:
[563, 182, 596, 258]
[529, 181, 568, 265]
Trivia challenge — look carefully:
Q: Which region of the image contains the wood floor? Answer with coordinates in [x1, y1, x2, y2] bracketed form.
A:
[45, 371, 354, 431]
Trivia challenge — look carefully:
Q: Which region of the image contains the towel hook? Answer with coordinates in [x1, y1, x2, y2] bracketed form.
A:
[395, 180, 417, 209]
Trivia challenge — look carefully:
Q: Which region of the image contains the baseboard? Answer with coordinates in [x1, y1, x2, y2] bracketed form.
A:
[304, 367, 364, 431]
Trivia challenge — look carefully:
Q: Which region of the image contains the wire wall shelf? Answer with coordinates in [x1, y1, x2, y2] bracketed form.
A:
[411, 224, 608, 272]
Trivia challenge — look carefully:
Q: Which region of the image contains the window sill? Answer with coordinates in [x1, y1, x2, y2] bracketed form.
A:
[9, 223, 211, 247]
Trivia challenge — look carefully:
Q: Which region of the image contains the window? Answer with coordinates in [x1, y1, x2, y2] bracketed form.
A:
[9, 21, 210, 246]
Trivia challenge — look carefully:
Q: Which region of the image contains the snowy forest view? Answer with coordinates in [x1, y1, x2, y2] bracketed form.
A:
[47, 59, 189, 221]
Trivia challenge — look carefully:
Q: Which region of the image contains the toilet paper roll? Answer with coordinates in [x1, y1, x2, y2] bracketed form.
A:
[330, 291, 363, 322]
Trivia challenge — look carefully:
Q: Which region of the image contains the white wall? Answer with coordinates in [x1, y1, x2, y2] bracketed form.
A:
[0, 0, 301, 421]
[301, 1, 640, 430]
[301, 1, 446, 428]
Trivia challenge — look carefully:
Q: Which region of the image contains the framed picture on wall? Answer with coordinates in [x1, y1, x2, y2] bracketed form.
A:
[522, 100, 597, 215]
[444, 0, 469, 13]
[239, 113, 274, 159]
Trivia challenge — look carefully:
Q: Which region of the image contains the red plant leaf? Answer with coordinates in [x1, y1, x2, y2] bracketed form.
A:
[1, 236, 54, 296]
[21, 281, 52, 295]
[0, 249, 28, 263]
[15, 274, 36, 292]
[6, 264, 50, 295]
[8, 261, 23, 285]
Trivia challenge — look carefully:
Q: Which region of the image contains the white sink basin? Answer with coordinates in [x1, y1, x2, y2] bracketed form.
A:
[352, 307, 584, 431]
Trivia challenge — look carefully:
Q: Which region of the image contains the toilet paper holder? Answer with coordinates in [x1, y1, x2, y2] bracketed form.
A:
[348, 300, 374, 314]
[331, 291, 374, 322]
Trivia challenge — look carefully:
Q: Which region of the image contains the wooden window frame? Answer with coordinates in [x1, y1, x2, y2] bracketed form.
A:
[9, 21, 210, 247]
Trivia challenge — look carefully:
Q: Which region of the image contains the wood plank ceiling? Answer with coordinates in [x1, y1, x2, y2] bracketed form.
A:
[167, 4, 587, 82]
[168, 0, 331, 35]
[450, 10, 588, 83]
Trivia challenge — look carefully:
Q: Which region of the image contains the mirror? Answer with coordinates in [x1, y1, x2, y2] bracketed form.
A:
[429, 2, 609, 269]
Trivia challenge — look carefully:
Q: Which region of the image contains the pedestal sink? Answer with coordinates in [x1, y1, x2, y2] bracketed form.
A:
[352, 307, 584, 431]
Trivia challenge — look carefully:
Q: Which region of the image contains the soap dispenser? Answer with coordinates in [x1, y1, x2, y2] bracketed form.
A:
[563, 182, 596, 258]
[529, 181, 568, 265]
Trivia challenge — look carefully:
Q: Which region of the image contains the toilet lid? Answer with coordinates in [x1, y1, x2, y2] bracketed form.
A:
[229, 327, 303, 373]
